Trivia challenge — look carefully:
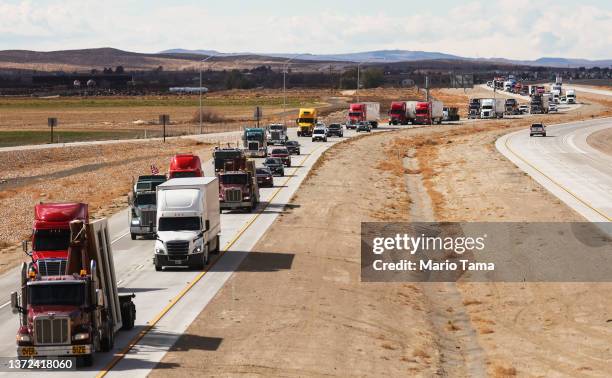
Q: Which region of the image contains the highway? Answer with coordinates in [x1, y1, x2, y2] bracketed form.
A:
[496, 117, 612, 225]
[0, 125, 398, 377]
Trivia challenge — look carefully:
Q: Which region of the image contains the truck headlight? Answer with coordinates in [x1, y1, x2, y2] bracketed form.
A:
[73, 332, 89, 341]
[194, 246, 202, 253]
[244, 195, 250, 200]
[131, 219, 140, 225]
[155, 248, 166, 254]
[16, 334, 31, 342]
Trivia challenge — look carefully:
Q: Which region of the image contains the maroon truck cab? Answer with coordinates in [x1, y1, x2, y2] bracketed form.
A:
[168, 154, 203, 179]
[30, 203, 88, 275]
[389, 101, 407, 125]
[348, 103, 366, 126]
[414, 102, 431, 124]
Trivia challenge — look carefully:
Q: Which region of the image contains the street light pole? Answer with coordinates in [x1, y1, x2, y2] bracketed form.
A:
[199, 53, 216, 134]
[282, 55, 299, 126]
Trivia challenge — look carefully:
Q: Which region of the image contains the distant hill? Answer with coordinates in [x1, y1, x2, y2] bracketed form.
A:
[161, 48, 612, 68]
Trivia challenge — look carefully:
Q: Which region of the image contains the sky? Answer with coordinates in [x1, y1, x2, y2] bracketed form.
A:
[0, 0, 611, 60]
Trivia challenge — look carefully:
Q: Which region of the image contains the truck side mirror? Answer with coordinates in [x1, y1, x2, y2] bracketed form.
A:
[295, 119, 299, 124]
[10, 291, 18, 314]
[205, 220, 210, 232]
[22, 240, 31, 256]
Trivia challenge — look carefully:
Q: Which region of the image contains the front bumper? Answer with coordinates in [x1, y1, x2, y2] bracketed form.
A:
[17, 344, 93, 358]
[156, 252, 203, 267]
[130, 225, 155, 235]
[221, 200, 252, 209]
[245, 149, 266, 157]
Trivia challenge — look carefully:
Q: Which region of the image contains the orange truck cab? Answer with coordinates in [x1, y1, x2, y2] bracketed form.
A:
[168, 154, 203, 178]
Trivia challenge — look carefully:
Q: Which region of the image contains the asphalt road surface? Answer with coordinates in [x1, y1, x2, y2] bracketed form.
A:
[496, 117, 612, 227]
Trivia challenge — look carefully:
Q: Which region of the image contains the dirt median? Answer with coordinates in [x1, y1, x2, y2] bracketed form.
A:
[587, 127, 612, 156]
[152, 132, 441, 377]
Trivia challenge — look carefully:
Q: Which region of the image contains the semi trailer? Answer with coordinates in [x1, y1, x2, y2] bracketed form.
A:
[348, 102, 380, 128]
[129, 175, 167, 240]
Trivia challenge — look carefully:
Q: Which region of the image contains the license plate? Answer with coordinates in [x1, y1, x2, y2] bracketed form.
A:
[21, 347, 36, 356]
[72, 345, 87, 355]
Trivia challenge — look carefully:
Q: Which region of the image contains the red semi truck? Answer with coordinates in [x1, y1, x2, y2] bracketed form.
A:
[347, 102, 380, 128]
[12, 218, 136, 366]
[26, 203, 89, 276]
[168, 154, 203, 178]
[388, 101, 418, 125]
[414, 101, 444, 125]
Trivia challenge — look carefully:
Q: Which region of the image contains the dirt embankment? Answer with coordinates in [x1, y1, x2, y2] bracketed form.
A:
[0, 140, 212, 274]
[379, 89, 612, 376]
[153, 133, 440, 377]
[587, 127, 612, 156]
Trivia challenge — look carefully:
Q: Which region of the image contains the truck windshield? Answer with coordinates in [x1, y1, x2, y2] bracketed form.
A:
[297, 118, 314, 124]
[415, 109, 428, 114]
[29, 282, 85, 306]
[135, 193, 156, 206]
[271, 149, 287, 154]
[214, 151, 241, 159]
[348, 112, 362, 117]
[171, 171, 198, 178]
[158, 217, 201, 231]
[33, 229, 71, 251]
[269, 126, 283, 131]
[220, 174, 248, 185]
[482, 105, 493, 110]
[246, 134, 262, 141]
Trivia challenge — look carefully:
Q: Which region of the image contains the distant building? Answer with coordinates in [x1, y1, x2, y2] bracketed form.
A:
[169, 87, 209, 94]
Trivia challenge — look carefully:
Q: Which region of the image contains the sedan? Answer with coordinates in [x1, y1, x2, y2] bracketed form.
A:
[285, 140, 301, 155]
[327, 123, 344, 137]
[263, 157, 285, 176]
[270, 147, 291, 167]
[356, 122, 371, 133]
[256, 167, 274, 187]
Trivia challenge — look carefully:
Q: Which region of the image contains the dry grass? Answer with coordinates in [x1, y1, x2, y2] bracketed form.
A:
[493, 365, 517, 377]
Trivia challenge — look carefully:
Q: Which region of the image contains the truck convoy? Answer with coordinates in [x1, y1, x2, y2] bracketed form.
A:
[414, 101, 443, 124]
[442, 107, 460, 122]
[480, 98, 505, 119]
[348, 102, 380, 128]
[129, 175, 167, 240]
[267, 124, 288, 145]
[296, 108, 317, 137]
[388, 101, 417, 125]
[168, 154, 203, 179]
[530, 94, 550, 114]
[12, 218, 136, 366]
[154, 177, 221, 271]
[218, 160, 260, 213]
[242, 127, 268, 157]
[27, 202, 89, 276]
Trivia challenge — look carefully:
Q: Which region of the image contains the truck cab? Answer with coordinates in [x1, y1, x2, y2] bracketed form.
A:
[155, 177, 221, 271]
[129, 175, 166, 240]
[296, 108, 317, 137]
[168, 154, 203, 179]
[12, 218, 136, 366]
[213, 148, 246, 173]
[218, 167, 260, 213]
[28, 203, 89, 276]
[243, 128, 268, 157]
[267, 124, 288, 145]
[388, 101, 407, 125]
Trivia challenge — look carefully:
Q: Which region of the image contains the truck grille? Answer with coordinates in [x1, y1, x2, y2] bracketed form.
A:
[225, 189, 242, 202]
[140, 209, 156, 229]
[271, 132, 280, 140]
[37, 259, 67, 276]
[35, 316, 69, 345]
[166, 240, 189, 255]
[248, 142, 259, 150]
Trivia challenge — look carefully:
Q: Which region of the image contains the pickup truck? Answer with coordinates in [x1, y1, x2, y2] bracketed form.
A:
[311, 128, 328, 142]
[530, 123, 547, 137]
[256, 167, 274, 188]
[356, 121, 371, 133]
[327, 123, 344, 137]
[285, 140, 301, 155]
[270, 147, 291, 167]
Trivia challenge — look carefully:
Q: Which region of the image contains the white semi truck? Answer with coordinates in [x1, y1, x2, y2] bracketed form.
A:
[154, 177, 221, 271]
[566, 89, 576, 104]
[480, 98, 505, 118]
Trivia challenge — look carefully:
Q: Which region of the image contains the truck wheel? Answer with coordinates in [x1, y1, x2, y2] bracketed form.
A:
[212, 235, 221, 254]
[154, 256, 162, 271]
[203, 245, 210, 266]
[131, 233, 136, 240]
[121, 300, 136, 330]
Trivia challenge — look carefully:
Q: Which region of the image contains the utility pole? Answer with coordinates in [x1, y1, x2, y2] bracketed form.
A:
[282, 55, 299, 126]
[48, 117, 57, 144]
[357, 62, 363, 102]
[199, 53, 216, 134]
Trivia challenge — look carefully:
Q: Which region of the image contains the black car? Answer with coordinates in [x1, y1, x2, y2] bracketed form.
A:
[263, 157, 285, 176]
[356, 121, 371, 133]
[256, 167, 274, 187]
[327, 123, 344, 137]
[285, 140, 301, 155]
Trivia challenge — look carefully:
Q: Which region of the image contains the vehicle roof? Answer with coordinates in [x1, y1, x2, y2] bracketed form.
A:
[159, 177, 216, 187]
[34, 202, 88, 223]
[170, 154, 201, 169]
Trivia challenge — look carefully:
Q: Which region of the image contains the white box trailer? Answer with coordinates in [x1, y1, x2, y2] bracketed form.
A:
[480, 98, 505, 118]
[406, 101, 418, 123]
[155, 177, 221, 270]
[363, 102, 380, 127]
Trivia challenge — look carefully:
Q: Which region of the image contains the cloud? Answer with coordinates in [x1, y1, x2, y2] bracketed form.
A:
[0, 0, 610, 60]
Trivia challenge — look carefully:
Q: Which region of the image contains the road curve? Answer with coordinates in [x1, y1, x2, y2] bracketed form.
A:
[496, 117, 612, 224]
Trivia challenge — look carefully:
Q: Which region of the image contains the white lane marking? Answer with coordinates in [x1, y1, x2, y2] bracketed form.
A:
[111, 231, 130, 245]
[0, 301, 11, 309]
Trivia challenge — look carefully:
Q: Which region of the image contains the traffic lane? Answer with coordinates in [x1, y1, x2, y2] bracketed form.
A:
[105, 130, 348, 376]
[497, 117, 612, 223]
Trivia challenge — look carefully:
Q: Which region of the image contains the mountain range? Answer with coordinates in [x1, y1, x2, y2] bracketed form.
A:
[160, 49, 612, 68]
